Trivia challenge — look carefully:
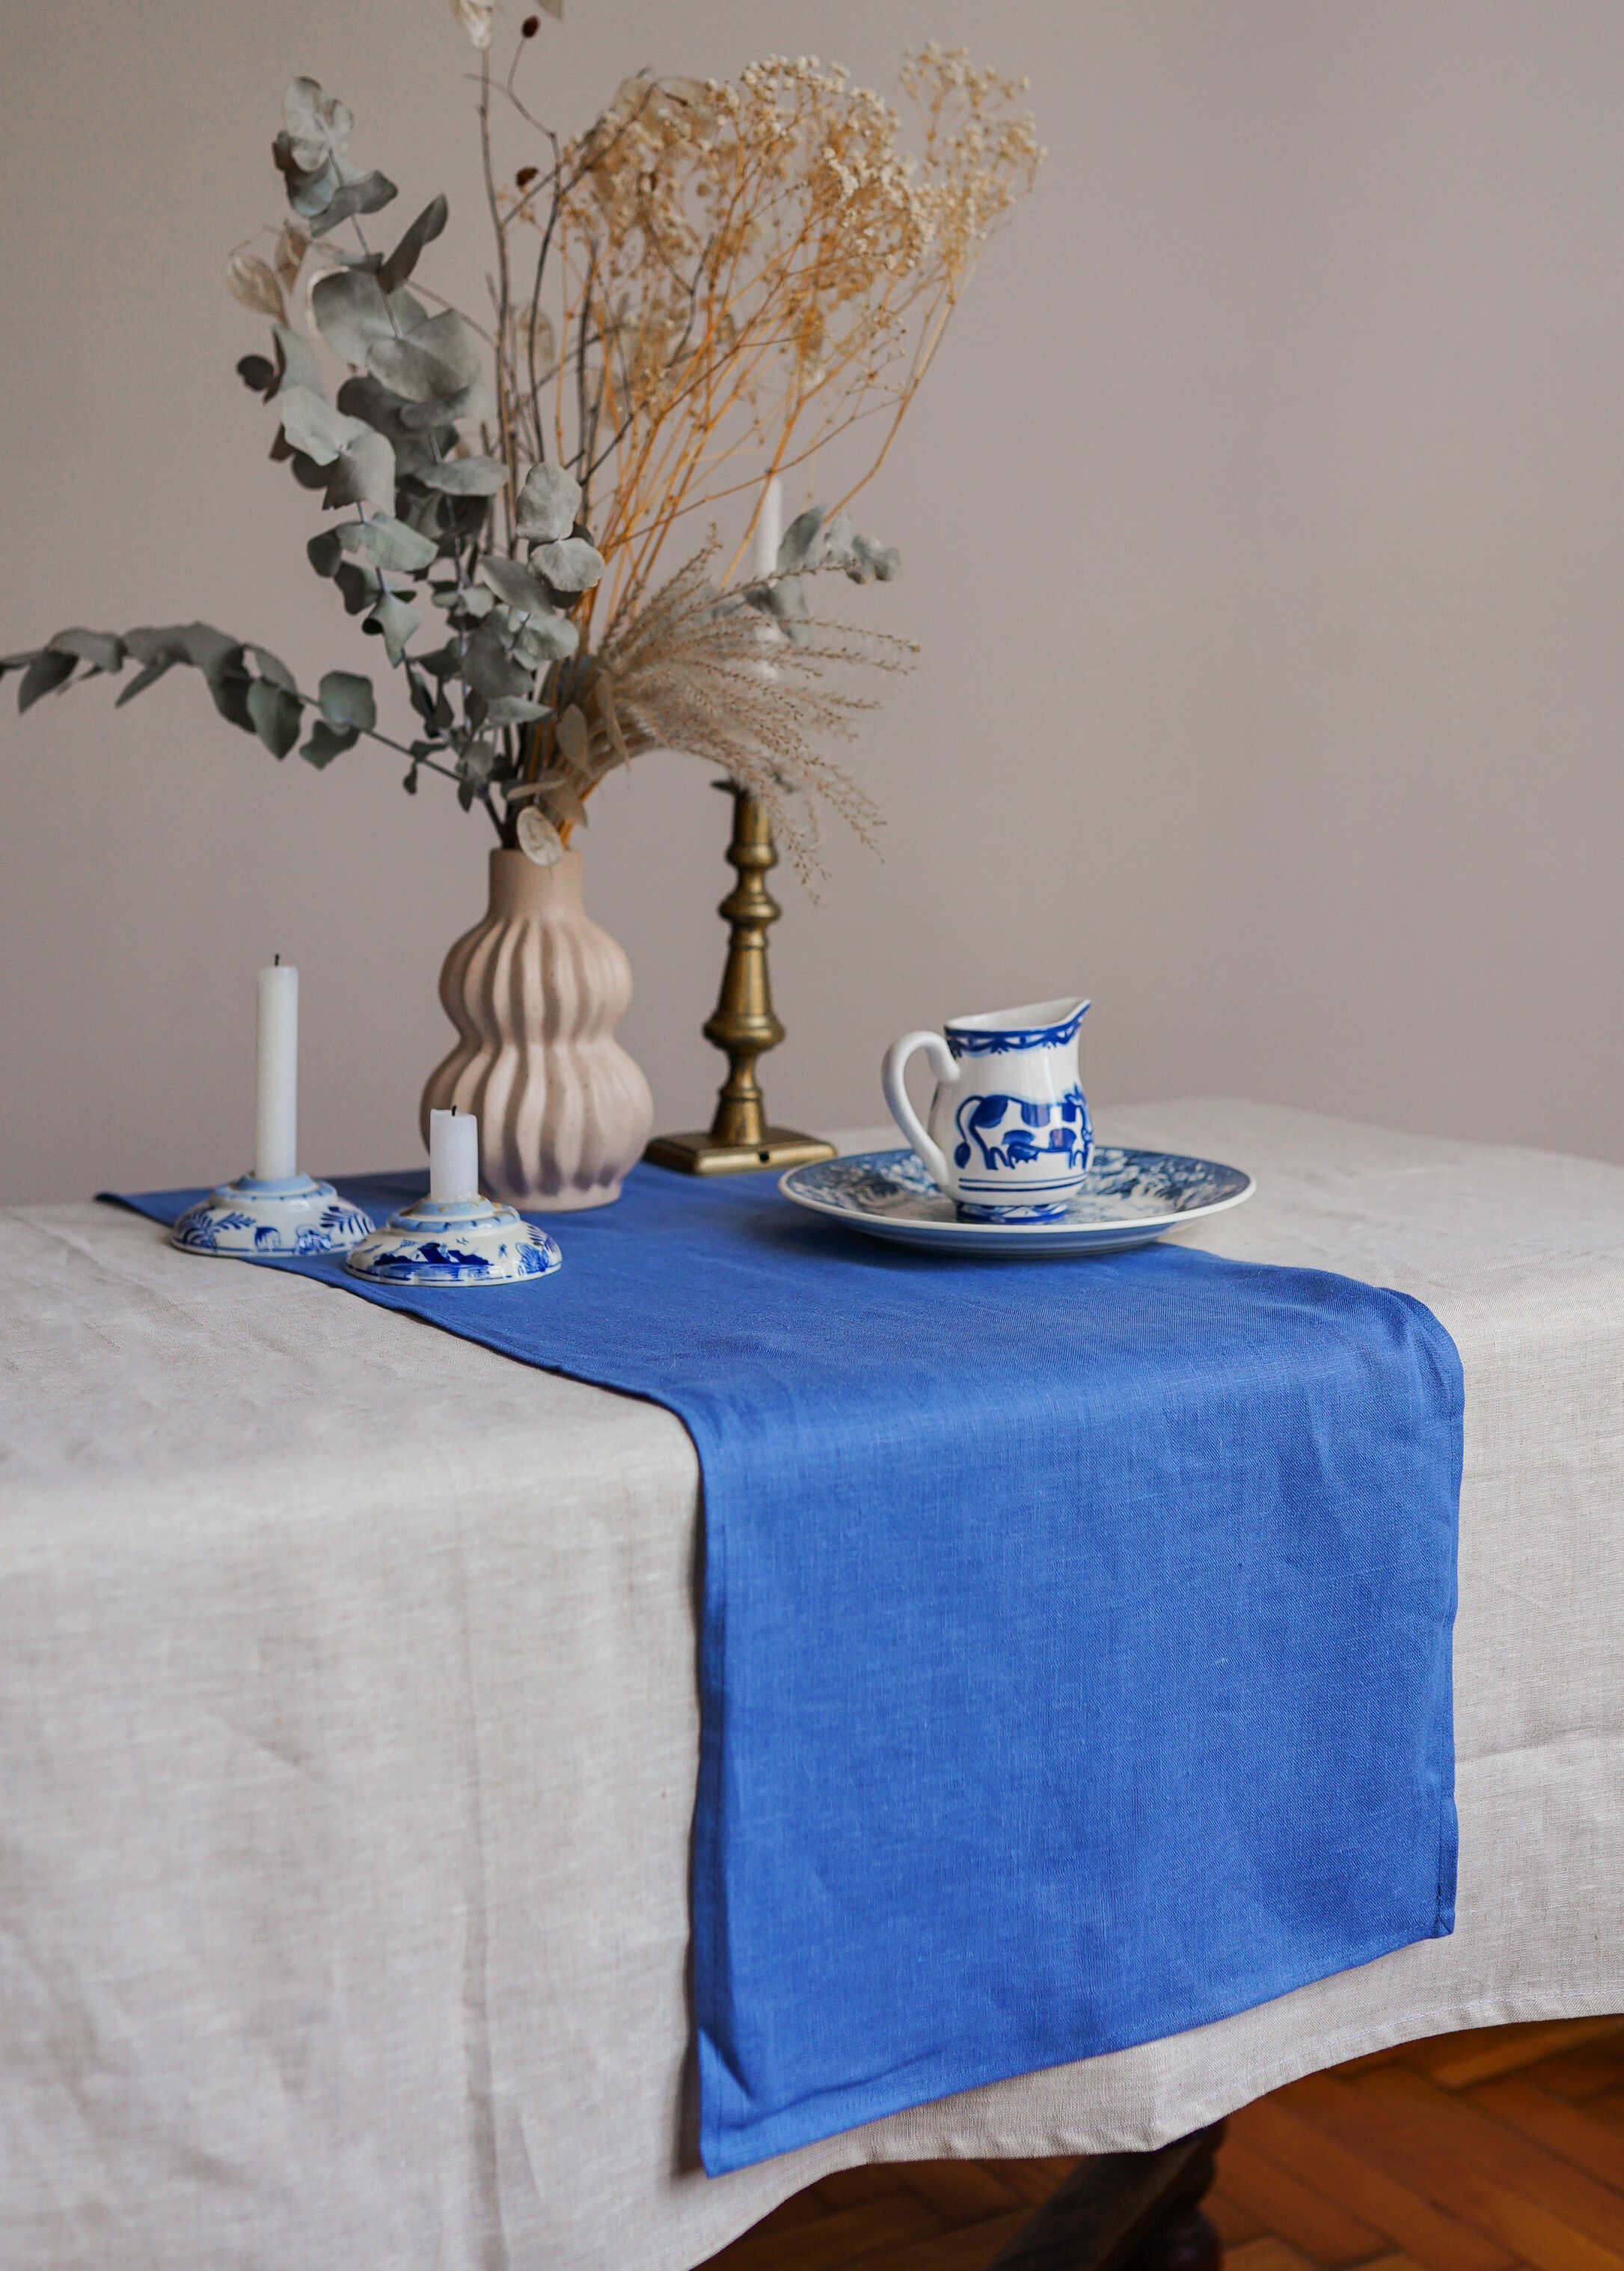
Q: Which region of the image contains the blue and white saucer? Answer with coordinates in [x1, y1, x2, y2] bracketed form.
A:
[779, 1146, 1254, 1257]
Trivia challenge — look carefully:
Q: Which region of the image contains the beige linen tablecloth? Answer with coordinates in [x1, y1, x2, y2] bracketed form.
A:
[1, 1099, 1620, 2271]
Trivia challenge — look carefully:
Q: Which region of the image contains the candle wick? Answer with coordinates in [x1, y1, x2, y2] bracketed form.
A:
[274, 953, 280, 965]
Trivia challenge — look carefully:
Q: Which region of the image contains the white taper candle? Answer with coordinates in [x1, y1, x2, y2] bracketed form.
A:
[751, 476, 784, 584]
[254, 962, 298, 1182]
[429, 1107, 480, 1204]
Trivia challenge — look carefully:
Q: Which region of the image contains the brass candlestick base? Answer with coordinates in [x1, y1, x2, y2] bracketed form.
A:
[645, 785, 836, 1177]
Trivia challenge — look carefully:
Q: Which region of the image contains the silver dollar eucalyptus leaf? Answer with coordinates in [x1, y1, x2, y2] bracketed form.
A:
[324, 427, 397, 510]
[274, 154, 340, 221]
[173, 623, 245, 681]
[368, 590, 421, 665]
[399, 376, 494, 430]
[237, 354, 278, 398]
[334, 375, 417, 444]
[271, 323, 322, 401]
[367, 308, 483, 403]
[776, 506, 826, 573]
[283, 79, 352, 171]
[848, 531, 902, 583]
[531, 537, 604, 593]
[512, 619, 560, 667]
[514, 461, 581, 542]
[273, 138, 343, 223]
[16, 650, 76, 712]
[122, 626, 189, 666]
[206, 668, 256, 733]
[416, 456, 509, 496]
[816, 509, 900, 582]
[309, 171, 399, 240]
[396, 446, 453, 496]
[248, 645, 297, 691]
[278, 385, 367, 468]
[317, 670, 376, 733]
[477, 555, 555, 616]
[284, 447, 332, 493]
[245, 678, 302, 757]
[431, 581, 494, 619]
[114, 655, 176, 706]
[273, 81, 355, 222]
[821, 509, 856, 561]
[379, 196, 448, 293]
[334, 560, 387, 616]
[337, 516, 439, 574]
[300, 718, 358, 769]
[47, 629, 125, 673]
[461, 623, 533, 703]
[482, 694, 551, 724]
[311, 270, 396, 364]
[762, 575, 811, 641]
[514, 609, 577, 663]
[368, 338, 459, 403]
[189, 640, 255, 730]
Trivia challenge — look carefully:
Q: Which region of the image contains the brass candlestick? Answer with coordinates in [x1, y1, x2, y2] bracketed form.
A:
[645, 785, 836, 1175]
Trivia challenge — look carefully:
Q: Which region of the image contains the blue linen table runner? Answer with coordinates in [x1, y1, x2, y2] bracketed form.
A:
[109, 1165, 1462, 2174]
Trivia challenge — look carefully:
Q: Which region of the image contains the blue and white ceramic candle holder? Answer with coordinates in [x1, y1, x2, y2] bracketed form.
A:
[172, 1173, 375, 1257]
[881, 997, 1094, 1223]
[344, 1109, 561, 1286]
[171, 962, 376, 1258]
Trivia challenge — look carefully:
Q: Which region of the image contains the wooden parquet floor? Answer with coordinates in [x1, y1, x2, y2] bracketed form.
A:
[698, 2018, 1624, 2271]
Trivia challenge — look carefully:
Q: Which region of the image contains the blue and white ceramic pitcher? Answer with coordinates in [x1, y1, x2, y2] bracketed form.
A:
[881, 997, 1093, 1221]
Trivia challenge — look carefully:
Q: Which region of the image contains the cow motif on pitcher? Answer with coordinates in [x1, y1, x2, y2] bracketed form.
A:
[881, 997, 1094, 1221]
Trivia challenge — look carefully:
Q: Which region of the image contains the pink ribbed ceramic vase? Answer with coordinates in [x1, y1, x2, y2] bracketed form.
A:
[420, 848, 654, 1210]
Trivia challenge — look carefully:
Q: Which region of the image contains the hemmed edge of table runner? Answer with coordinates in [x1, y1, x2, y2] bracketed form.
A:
[694, 1898, 1458, 2177]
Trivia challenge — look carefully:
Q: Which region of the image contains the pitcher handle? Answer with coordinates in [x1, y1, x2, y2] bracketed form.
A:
[882, 1030, 957, 1192]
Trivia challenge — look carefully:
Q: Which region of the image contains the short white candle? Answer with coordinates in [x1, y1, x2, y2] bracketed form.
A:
[254, 962, 298, 1182]
[429, 1107, 480, 1204]
[751, 475, 784, 584]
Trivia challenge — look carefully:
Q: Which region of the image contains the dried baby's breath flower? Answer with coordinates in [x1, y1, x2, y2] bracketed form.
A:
[494, 47, 1042, 643]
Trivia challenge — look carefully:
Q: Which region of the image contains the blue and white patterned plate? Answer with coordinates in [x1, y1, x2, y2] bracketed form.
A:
[779, 1146, 1254, 1256]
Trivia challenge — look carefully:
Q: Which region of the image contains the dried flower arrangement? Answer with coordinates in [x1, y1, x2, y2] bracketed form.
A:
[3, 7, 1041, 879]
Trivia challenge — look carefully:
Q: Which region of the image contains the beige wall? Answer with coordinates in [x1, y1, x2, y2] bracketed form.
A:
[3, 0, 1622, 1202]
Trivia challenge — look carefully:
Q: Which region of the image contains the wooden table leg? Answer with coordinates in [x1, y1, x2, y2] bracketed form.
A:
[986, 2120, 1226, 2271]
